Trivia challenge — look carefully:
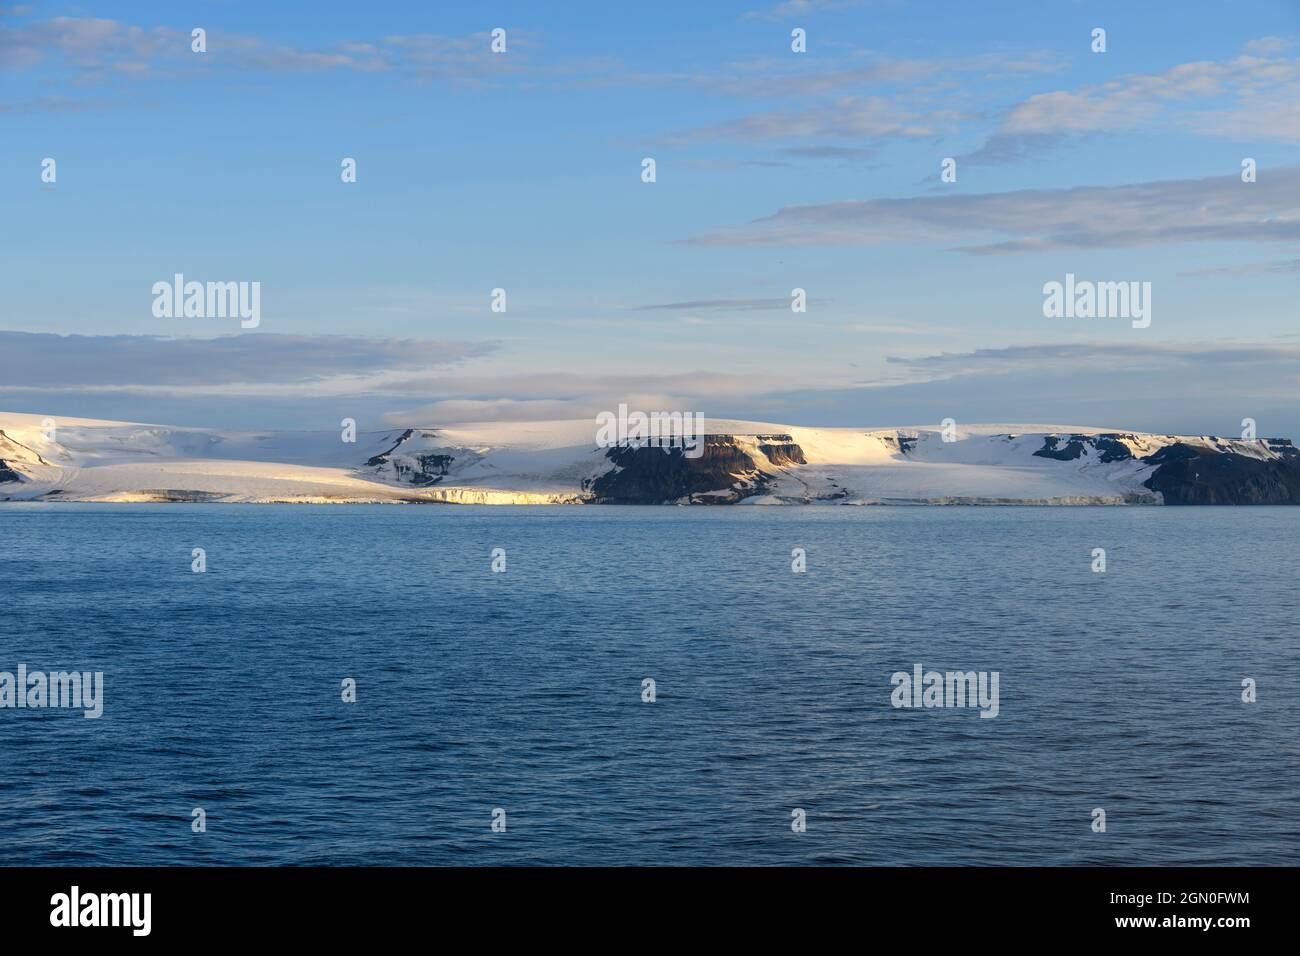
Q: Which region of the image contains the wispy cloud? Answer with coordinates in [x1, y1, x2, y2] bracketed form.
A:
[0, 15, 531, 83]
[963, 41, 1300, 164]
[380, 368, 787, 424]
[661, 50, 1056, 146]
[885, 341, 1300, 380]
[0, 332, 494, 391]
[1182, 258, 1300, 277]
[686, 166, 1300, 252]
[10, 332, 1300, 437]
[1243, 36, 1291, 56]
[670, 95, 941, 144]
[632, 297, 815, 312]
[378, 342, 1300, 435]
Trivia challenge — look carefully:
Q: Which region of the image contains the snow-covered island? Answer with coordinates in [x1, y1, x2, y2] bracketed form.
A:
[2, 411, 1299, 505]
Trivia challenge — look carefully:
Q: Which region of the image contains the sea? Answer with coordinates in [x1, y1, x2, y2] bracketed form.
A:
[1, 503, 1297, 866]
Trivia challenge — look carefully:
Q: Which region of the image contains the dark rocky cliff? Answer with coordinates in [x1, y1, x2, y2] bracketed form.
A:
[1032, 432, 1300, 504]
[1142, 441, 1300, 505]
[585, 435, 805, 504]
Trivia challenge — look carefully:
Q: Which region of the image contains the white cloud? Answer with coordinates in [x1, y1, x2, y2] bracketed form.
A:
[963, 43, 1300, 163]
[0, 15, 528, 81]
[673, 95, 940, 143]
[687, 166, 1300, 252]
[0, 332, 493, 391]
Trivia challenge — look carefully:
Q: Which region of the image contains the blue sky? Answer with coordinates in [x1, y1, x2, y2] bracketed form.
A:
[3, 0, 1300, 435]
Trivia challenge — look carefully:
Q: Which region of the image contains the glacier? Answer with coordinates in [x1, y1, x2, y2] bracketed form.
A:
[3, 411, 1299, 505]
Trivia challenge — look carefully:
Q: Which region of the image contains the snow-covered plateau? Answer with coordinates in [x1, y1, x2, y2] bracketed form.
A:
[3, 411, 1299, 505]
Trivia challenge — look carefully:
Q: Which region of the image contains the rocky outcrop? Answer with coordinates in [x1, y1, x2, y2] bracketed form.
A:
[365, 429, 463, 486]
[754, 435, 807, 466]
[585, 435, 807, 504]
[879, 432, 918, 454]
[1142, 441, 1300, 504]
[1033, 433, 1137, 463]
[1027, 432, 1300, 503]
[0, 430, 50, 483]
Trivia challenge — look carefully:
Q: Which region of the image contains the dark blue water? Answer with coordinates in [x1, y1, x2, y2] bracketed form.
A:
[1, 503, 1297, 865]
